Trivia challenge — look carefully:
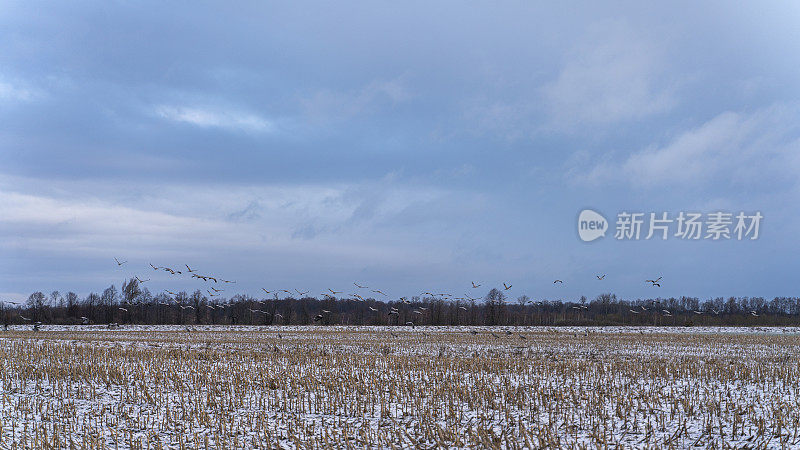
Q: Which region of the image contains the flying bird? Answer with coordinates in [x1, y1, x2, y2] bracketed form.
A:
[114, 257, 127, 266]
[295, 289, 308, 296]
[220, 279, 235, 283]
[149, 263, 160, 270]
[185, 265, 196, 273]
[354, 283, 368, 289]
[328, 289, 342, 295]
[118, 307, 128, 312]
[372, 290, 387, 296]
[313, 314, 323, 322]
[471, 282, 481, 288]
[405, 321, 415, 328]
[458, 306, 467, 311]
[596, 274, 606, 280]
[368, 306, 378, 312]
[553, 280, 563, 284]
[503, 283, 512, 290]
[135, 276, 149, 283]
[645, 277, 663, 283]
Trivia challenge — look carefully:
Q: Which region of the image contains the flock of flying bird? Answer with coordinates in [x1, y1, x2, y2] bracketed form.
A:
[110, 260, 690, 326]
[2, 260, 763, 330]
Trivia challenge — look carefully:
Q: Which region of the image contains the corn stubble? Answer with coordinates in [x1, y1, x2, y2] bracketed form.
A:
[1, 327, 799, 448]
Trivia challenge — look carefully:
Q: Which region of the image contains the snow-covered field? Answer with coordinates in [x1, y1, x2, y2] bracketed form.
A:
[2, 326, 799, 448]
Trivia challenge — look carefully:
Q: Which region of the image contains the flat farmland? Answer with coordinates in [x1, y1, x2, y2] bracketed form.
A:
[2, 326, 800, 448]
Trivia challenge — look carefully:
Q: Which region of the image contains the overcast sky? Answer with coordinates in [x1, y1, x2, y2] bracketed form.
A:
[1, 1, 799, 303]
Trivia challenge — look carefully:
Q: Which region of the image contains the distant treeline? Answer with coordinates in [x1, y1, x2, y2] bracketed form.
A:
[3, 279, 800, 327]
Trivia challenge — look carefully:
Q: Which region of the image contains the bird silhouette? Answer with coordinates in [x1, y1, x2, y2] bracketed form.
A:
[471, 282, 481, 288]
[596, 274, 606, 280]
[185, 265, 196, 273]
[114, 257, 127, 266]
[354, 283, 367, 289]
[503, 283, 512, 290]
[554, 280, 563, 284]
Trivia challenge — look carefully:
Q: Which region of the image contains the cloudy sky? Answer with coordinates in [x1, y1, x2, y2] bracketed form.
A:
[1, 1, 799, 303]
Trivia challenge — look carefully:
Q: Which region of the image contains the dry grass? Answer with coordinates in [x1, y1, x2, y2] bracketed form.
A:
[1, 326, 800, 448]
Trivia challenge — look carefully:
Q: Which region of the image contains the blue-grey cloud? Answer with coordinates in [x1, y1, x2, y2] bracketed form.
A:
[1, 1, 800, 302]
